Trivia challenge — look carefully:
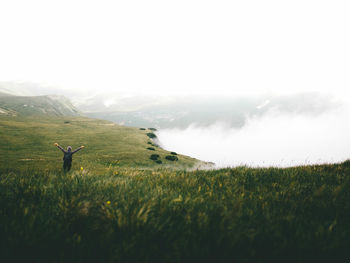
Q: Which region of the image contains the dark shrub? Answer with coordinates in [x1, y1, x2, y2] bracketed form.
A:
[64, 121, 70, 124]
[170, 152, 177, 155]
[147, 147, 155, 151]
[150, 154, 160, 160]
[139, 128, 146, 130]
[146, 133, 157, 139]
[165, 155, 178, 161]
[148, 128, 157, 131]
[147, 142, 152, 145]
[155, 160, 162, 164]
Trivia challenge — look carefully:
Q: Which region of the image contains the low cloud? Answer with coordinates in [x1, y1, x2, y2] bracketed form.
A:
[156, 102, 350, 168]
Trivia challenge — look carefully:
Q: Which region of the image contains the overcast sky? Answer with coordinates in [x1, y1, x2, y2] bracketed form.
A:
[0, 0, 349, 96]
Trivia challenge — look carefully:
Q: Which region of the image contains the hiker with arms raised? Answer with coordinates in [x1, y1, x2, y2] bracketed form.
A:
[54, 143, 85, 172]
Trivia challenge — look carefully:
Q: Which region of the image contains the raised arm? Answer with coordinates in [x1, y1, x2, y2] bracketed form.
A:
[72, 145, 85, 154]
[55, 143, 66, 153]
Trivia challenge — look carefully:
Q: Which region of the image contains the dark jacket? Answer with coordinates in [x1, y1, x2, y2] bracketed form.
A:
[57, 145, 83, 162]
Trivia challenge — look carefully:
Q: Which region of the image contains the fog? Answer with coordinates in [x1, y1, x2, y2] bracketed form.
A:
[157, 101, 350, 168]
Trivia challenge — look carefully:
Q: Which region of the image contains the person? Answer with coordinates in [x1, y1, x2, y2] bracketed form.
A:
[54, 143, 85, 172]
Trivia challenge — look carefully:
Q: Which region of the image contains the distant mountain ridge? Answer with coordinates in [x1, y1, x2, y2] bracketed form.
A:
[0, 82, 339, 129]
[83, 93, 337, 129]
[0, 93, 80, 116]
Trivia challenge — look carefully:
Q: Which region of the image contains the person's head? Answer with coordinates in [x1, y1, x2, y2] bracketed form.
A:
[67, 146, 72, 152]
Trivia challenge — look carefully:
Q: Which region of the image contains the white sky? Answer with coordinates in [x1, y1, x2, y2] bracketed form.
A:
[0, 0, 349, 96]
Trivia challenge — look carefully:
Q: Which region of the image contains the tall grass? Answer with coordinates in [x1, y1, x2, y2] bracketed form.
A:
[1, 162, 350, 262]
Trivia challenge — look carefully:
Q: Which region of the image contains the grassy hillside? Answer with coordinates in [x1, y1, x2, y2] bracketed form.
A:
[1, 111, 349, 262]
[0, 115, 203, 172]
[1, 163, 350, 263]
[0, 94, 80, 116]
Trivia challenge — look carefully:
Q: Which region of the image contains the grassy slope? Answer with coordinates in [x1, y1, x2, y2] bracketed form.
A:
[1, 114, 350, 262]
[0, 115, 202, 172]
[1, 164, 350, 263]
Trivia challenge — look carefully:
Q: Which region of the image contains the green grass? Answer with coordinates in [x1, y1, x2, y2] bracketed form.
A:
[0, 115, 202, 173]
[1, 115, 350, 262]
[1, 163, 350, 262]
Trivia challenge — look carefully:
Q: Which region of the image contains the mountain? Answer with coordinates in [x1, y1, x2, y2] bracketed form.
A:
[0, 88, 208, 170]
[0, 81, 338, 129]
[80, 92, 337, 129]
[0, 94, 80, 116]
